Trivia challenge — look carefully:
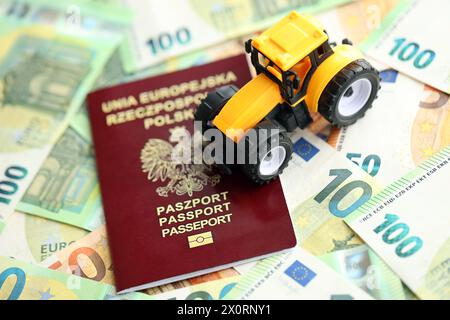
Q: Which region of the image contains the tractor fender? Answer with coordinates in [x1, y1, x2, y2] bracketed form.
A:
[213, 73, 284, 142]
[305, 44, 363, 113]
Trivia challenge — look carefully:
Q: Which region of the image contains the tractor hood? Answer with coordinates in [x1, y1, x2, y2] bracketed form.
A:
[212, 73, 283, 142]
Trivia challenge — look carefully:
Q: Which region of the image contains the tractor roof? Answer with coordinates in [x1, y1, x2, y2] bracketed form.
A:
[252, 11, 328, 71]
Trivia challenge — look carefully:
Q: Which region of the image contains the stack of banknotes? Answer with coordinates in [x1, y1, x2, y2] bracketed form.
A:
[0, 0, 448, 300]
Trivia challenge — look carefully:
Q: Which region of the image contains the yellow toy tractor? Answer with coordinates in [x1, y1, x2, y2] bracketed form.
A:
[195, 11, 380, 184]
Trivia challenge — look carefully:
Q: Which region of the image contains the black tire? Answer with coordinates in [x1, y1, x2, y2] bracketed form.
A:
[318, 59, 381, 127]
[239, 122, 293, 185]
[194, 85, 239, 134]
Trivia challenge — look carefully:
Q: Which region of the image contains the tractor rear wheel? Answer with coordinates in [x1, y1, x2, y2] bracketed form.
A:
[194, 85, 239, 134]
[240, 123, 293, 184]
[318, 59, 380, 127]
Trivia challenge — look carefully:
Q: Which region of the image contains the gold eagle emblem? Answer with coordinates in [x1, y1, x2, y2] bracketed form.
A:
[140, 126, 221, 197]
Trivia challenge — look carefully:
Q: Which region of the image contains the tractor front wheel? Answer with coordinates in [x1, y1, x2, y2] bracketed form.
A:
[318, 59, 380, 127]
[240, 124, 293, 184]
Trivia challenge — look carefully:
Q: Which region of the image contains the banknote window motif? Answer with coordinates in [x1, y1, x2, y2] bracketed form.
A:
[284, 260, 316, 287]
[293, 138, 320, 162]
[0, 36, 92, 115]
[20, 128, 96, 214]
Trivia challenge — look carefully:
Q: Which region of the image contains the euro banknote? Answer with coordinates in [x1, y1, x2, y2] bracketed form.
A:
[16, 126, 104, 230]
[279, 129, 381, 256]
[224, 247, 372, 300]
[361, 0, 450, 94]
[345, 145, 450, 299]
[329, 70, 450, 185]
[319, 244, 405, 299]
[119, 0, 352, 72]
[0, 19, 117, 228]
[41, 225, 241, 295]
[0, 211, 87, 264]
[42, 226, 115, 284]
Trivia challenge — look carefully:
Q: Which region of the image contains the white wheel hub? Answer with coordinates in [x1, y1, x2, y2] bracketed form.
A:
[259, 146, 287, 176]
[337, 78, 372, 117]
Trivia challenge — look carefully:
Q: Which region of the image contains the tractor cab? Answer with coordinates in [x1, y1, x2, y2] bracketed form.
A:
[245, 12, 332, 106]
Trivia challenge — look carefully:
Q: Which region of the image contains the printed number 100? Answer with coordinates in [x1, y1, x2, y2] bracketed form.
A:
[0, 166, 28, 205]
[147, 28, 191, 55]
[373, 214, 423, 257]
[389, 38, 435, 69]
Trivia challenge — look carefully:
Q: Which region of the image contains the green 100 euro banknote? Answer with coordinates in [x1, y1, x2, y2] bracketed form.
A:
[361, 0, 450, 94]
[0, 18, 118, 229]
[345, 145, 450, 299]
[120, 0, 352, 72]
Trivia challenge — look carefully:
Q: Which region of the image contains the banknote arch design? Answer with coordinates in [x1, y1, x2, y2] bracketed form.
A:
[139, 124, 282, 196]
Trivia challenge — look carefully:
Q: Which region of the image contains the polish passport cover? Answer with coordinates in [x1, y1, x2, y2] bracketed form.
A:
[87, 54, 296, 293]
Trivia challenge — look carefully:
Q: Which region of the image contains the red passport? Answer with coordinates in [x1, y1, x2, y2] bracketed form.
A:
[87, 54, 296, 293]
